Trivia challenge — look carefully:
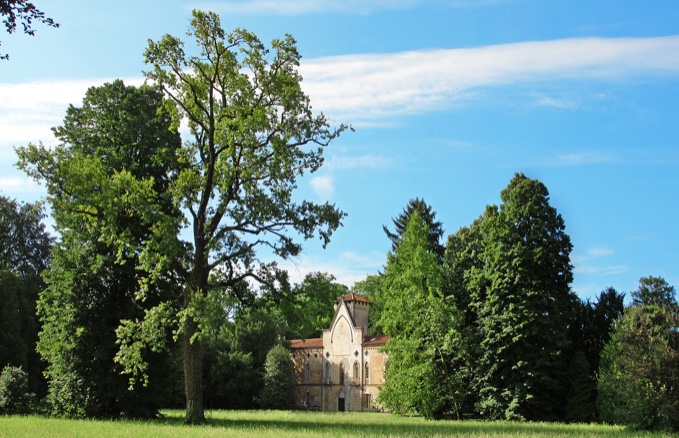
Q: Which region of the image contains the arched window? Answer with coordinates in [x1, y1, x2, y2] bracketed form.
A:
[339, 363, 345, 385]
[353, 361, 359, 383]
[365, 362, 370, 384]
[305, 363, 311, 384]
[325, 362, 331, 384]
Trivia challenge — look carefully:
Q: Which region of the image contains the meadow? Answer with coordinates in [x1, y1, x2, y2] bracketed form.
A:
[0, 410, 675, 438]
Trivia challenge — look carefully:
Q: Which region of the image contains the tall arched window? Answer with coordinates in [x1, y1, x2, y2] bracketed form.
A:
[325, 362, 331, 384]
[305, 363, 311, 384]
[339, 363, 345, 385]
[365, 362, 370, 384]
[353, 361, 359, 383]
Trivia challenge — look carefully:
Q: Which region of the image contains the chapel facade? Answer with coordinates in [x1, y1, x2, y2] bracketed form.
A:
[290, 293, 389, 411]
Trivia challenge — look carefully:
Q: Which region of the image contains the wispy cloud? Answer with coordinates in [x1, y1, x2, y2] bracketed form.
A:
[300, 36, 679, 123]
[310, 175, 335, 200]
[325, 154, 391, 170]
[0, 176, 43, 195]
[2, 36, 679, 157]
[277, 251, 384, 287]
[572, 247, 628, 276]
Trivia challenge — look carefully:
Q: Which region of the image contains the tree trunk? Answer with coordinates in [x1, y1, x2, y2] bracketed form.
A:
[183, 313, 205, 424]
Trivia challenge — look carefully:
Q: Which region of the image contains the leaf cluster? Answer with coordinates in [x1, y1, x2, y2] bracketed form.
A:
[1, 0, 58, 60]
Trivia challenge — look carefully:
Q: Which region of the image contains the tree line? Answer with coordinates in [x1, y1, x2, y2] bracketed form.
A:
[360, 187, 678, 431]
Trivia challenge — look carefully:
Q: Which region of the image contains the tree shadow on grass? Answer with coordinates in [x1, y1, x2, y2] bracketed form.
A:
[156, 411, 630, 437]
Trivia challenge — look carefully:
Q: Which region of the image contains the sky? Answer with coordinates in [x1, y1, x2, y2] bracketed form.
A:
[1, 0, 678, 301]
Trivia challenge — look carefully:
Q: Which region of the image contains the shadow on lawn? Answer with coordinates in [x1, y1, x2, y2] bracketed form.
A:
[157, 412, 626, 436]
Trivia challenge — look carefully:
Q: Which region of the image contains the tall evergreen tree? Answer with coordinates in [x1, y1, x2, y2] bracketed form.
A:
[378, 213, 464, 419]
[383, 198, 445, 260]
[472, 173, 576, 421]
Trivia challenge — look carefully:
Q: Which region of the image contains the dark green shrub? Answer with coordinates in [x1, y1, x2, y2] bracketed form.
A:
[259, 344, 296, 409]
[0, 365, 34, 414]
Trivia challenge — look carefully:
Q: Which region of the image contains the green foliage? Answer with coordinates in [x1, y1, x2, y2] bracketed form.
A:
[377, 213, 464, 419]
[203, 306, 287, 409]
[141, 10, 348, 422]
[351, 274, 384, 334]
[259, 345, 296, 409]
[0, 0, 59, 60]
[0, 365, 34, 414]
[383, 198, 445, 260]
[280, 272, 347, 339]
[470, 173, 576, 421]
[597, 304, 679, 432]
[17, 80, 182, 419]
[0, 196, 51, 398]
[565, 351, 595, 423]
[631, 276, 678, 310]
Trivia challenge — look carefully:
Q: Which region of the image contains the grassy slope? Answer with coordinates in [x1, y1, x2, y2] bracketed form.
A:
[0, 410, 672, 437]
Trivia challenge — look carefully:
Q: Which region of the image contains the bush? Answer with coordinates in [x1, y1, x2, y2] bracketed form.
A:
[259, 344, 296, 409]
[0, 365, 34, 414]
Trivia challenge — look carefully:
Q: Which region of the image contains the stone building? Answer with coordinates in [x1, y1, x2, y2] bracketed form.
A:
[290, 292, 389, 411]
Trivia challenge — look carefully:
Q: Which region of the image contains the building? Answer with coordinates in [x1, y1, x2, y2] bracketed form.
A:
[290, 292, 390, 411]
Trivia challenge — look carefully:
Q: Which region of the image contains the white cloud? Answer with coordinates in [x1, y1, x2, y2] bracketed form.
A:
[325, 154, 391, 170]
[3, 36, 679, 156]
[310, 175, 334, 199]
[300, 35, 679, 124]
[0, 176, 44, 194]
[572, 247, 628, 277]
[554, 152, 616, 166]
[277, 251, 384, 287]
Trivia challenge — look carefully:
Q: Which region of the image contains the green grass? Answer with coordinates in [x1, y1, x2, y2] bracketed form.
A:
[0, 410, 674, 437]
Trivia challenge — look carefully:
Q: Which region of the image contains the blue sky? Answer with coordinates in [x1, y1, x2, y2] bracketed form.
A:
[1, 1, 678, 300]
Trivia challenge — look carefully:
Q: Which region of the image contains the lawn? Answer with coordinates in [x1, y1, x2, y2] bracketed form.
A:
[0, 410, 673, 437]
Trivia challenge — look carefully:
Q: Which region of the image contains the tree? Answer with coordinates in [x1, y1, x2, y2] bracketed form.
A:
[129, 10, 346, 423]
[259, 344, 296, 409]
[0, 196, 51, 397]
[16, 80, 182, 418]
[351, 274, 384, 334]
[631, 276, 678, 310]
[279, 272, 347, 339]
[383, 198, 445, 261]
[1, 0, 58, 60]
[597, 304, 679, 431]
[0, 196, 52, 277]
[378, 213, 464, 419]
[472, 173, 576, 421]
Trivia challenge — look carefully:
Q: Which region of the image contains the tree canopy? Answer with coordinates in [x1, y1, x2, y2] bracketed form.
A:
[383, 198, 445, 260]
[16, 80, 182, 418]
[138, 10, 348, 423]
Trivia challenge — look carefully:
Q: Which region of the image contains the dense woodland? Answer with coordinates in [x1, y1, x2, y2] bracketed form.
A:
[0, 7, 678, 433]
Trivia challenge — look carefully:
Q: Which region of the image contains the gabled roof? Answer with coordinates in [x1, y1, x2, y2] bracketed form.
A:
[342, 292, 372, 304]
[363, 334, 390, 346]
[290, 338, 323, 349]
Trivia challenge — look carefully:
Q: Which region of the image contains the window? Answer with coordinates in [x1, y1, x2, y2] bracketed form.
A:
[365, 362, 370, 384]
[353, 361, 359, 383]
[339, 363, 344, 385]
[325, 362, 331, 384]
[305, 363, 311, 384]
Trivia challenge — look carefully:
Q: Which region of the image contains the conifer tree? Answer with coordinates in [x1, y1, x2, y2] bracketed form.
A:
[378, 213, 464, 419]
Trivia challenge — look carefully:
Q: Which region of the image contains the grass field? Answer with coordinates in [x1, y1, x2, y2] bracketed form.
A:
[0, 410, 674, 437]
